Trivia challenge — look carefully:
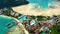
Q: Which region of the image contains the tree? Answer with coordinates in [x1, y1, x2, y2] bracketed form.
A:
[2, 8, 12, 16]
[30, 16, 35, 19]
[36, 16, 47, 21]
[50, 24, 60, 34]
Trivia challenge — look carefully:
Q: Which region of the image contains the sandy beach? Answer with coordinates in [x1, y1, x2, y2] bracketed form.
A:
[12, 4, 60, 16]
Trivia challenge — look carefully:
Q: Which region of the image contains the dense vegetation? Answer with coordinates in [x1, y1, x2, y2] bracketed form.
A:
[0, 8, 22, 19]
[50, 24, 60, 34]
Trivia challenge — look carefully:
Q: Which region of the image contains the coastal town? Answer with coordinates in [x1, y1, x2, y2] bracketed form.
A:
[0, 0, 60, 34]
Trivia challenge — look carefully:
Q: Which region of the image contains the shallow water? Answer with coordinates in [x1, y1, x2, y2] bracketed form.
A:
[0, 16, 17, 34]
[27, 0, 54, 8]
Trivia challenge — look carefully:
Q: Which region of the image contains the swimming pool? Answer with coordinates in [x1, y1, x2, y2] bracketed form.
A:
[0, 15, 17, 34]
[18, 15, 27, 23]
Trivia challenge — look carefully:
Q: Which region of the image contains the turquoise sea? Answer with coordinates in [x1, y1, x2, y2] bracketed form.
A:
[27, 0, 54, 8]
[0, 15, 17, 34]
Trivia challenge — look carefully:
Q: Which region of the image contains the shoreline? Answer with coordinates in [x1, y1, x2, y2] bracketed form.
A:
[12, 4, 60, 16]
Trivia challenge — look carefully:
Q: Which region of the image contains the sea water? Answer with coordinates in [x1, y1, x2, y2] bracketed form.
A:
[27, 0, 54, 8]
[0, 15, 17, 34]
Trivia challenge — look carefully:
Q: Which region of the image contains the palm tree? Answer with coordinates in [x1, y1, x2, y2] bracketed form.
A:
[50, 24, 60, 34]
[36, 16, 47, 21]
[1, 8, 11, 16]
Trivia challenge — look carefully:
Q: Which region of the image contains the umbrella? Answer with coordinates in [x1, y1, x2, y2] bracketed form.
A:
[12, 3, 60, 17]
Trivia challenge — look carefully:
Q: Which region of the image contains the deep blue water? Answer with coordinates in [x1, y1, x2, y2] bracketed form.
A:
[27, 0, 54, 8]
[0, 0, 55, 8]
[0, 0, 29, 9]
[0, 16, 17, 34]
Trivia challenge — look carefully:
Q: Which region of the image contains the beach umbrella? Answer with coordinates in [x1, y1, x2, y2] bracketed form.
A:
[12, 3, 60, 17]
